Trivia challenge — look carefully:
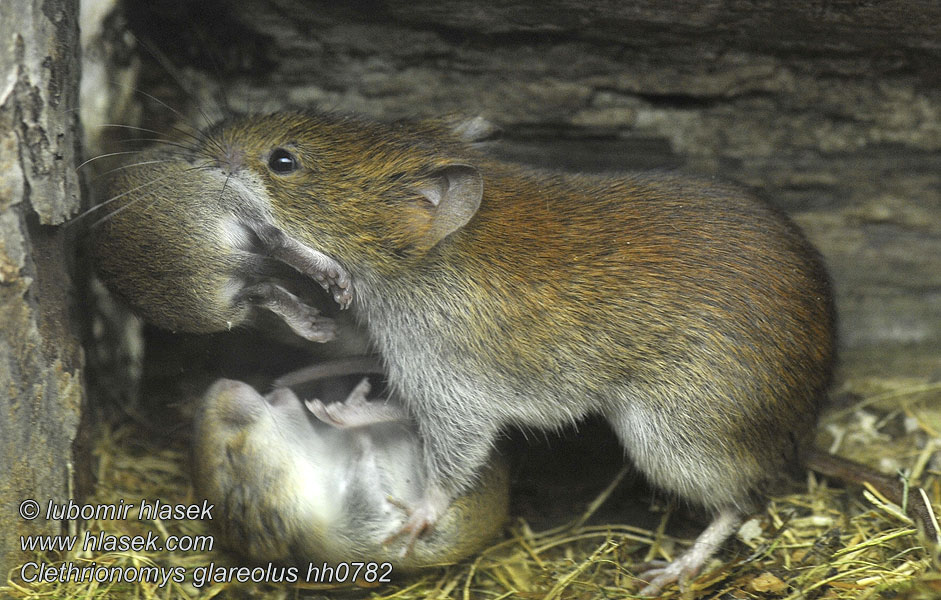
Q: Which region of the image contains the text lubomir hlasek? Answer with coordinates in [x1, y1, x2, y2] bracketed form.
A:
[44, 499, 213, 521]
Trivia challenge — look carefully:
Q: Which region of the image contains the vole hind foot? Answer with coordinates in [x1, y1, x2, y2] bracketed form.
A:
[635, 507, 742, 596]
[383, 488, 451, 557]
[634, 558, 699, 597]
[304, 378, 407, 428]
[239, 282, 336, 342]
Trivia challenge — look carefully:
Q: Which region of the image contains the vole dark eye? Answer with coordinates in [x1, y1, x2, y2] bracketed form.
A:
[268, 148, 299, 174]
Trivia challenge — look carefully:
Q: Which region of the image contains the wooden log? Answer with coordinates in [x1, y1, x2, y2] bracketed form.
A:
[0, 0, 85, 578]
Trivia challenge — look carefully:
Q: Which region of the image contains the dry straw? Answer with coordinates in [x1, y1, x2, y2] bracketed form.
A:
[5, 379, 939, 599]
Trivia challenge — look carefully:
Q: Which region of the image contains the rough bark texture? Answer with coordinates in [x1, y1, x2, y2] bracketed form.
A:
[113, 0, 940, 373]
[0, 0, 85, 577]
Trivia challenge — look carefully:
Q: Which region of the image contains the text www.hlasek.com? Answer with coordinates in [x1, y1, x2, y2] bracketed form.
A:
[21, 530, 213, 553]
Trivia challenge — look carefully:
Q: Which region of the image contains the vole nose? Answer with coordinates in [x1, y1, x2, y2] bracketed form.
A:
[218, 143, 246, 176]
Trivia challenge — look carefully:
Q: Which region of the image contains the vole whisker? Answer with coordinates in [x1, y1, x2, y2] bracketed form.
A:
[199, 131, 230, 166]
[188, 25, 235, 118]
[85, 173, 188, 230]
[70, 163, 210, 227]
[110, 137, 201, 153]
[76, 150, 153, 171]
[103, 78, 200, 130]
[132, 34, 222, 132]
[98, 77, 217, 157]
[98, 123, 207, 152]
[86, 158, 180, 183]
[88, 191, 162, 230]
[217, 171, 232, 207]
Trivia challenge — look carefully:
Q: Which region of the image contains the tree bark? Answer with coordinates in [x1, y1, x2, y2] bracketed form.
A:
[0, 0, 84, 577]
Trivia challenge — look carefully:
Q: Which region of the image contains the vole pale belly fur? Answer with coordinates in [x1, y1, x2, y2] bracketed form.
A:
[93, 111, 835, 593]
[193, 377, 508, 569]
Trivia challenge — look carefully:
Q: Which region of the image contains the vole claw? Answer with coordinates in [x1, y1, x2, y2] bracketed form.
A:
[383, 497, 439, 557]
[634, 507, 742, 596]
[258, 225, 355, 309]
[333, 288, 353, 309]
[382, 487, 451, 556]
[634, 559, 697, 596]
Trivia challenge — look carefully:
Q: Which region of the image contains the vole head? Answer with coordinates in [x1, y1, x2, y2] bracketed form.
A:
[209, 112, 485, 276]
[195, 380, 322, 459]
[193, 379, 344, 562]
[91, 111, 490, 336]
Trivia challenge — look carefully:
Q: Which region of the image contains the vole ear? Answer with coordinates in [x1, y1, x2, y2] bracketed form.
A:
[414, 164, 482, 246]
[448, 115, 500, 143]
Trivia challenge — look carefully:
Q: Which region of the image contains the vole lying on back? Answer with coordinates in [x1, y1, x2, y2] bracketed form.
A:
[192, 376, 508, 571]
[92, 110, 838, 594]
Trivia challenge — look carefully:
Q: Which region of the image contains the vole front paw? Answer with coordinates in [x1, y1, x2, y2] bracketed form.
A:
[254, 224, 354, 309]
[283, 306, 337, 343]
[240, 282, 337, 342]
[311, 264, 352, 309]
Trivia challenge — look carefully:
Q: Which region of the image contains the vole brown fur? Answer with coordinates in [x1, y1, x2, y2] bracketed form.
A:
[92, 110, 839, 593]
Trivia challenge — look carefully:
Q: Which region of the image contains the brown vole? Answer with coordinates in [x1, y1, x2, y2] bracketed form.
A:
[192, 376, 509, 571]
[91, 110, 838, 593]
